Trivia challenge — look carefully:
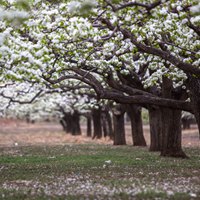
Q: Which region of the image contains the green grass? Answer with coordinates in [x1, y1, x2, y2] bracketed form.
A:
[0, 144, 199, 199]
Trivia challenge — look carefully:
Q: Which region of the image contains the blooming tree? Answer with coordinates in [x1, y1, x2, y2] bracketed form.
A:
[0, 0, 199, 157]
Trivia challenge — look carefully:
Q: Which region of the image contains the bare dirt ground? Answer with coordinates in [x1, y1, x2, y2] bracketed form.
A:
[0, 118, 199, 148]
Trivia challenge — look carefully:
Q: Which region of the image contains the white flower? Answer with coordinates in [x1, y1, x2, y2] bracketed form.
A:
[160, 7, 168, 15]
[190, 3, 200, 13]
[167, 190, 174, 196]
[182, 18, 188, 24]
[189, 193, 197, 198]
[68, 1, 81, 13]
[105, 160, 112, 164]
[137, 36, 143, 42]
[14, 142, 18, 146]
[177, 6, 182, 11]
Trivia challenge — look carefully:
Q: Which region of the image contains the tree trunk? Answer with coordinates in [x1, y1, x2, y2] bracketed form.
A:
[112, 105, 126, 145]
[92, 108, 102, 139]
[182, 118, 191, 129]
[126, 105, 146, 146]
[160, 76, 187, 158]
[61, 113, 73, 133]
[71, 111, 81, 136]
[105, 110, 114, 139]
[86, 115, 92, 137]
[160, 108, 187, 157]
[102, 111, 108, 138]
[187, 75, 200, 136]
[102, 110, 113, 138]
[60, 118, 67, 132]
[61, 112, 81, 135]
[148, 106, 162, 151]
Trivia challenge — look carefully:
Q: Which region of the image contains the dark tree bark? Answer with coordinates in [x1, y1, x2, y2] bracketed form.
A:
[102, 109, 113, 138]
[148, 106, 162, 151]
[60, 118, 67, 132]
[160, 108, 187, 157]
[102, 111, 108, 138]
[187, 75, 200, 137]
[64, 68, 191, 111]
[61, 113, 73, 133]
[92, 108, 102, 139]
[126, 104, 146, 146]
[60, 111, 81, 135]
[112, 104, 126, 145]
[160, 77, 187, 158]
[86, 115, 92, 137]
[182, 118, 191, 129]
[105, 110, 114, 139]
[71, 111, 81, 136]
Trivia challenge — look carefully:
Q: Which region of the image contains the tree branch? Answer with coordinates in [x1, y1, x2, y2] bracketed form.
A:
[1, 90, 43, 105]
[102, 89, 192, 112]
[105, 0, 163, 12]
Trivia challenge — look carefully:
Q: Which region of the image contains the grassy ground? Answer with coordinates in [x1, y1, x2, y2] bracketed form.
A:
[0, 144, 199, 200]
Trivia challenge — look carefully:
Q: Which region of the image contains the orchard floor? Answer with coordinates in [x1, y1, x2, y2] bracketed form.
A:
[0, 119, 199, 200]
[0, 119, 199, 148]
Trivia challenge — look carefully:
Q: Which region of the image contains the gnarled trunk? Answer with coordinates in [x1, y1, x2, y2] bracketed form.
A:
[126, 105, 146, 146]
[60, 111, 81, 135]
[102, 111, 108, 138]
[86, 115, 92, 137]
[161, 76, 187, 158]
[106, 110, 114, 139]
[187, 75, 200, 137]
[71, 111, 81, 136]
[148, 106, 162, 151]
[60, 118, 67, 132]
[112, 105, 126, 145]
[60, 113, 73, 133]
[102, 109, 113, 138]
[160, 108, 186, 157]
[92, 108, 102, 139]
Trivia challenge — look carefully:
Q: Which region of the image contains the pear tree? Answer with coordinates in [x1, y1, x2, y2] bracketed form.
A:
[0, 0, 199, 157]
